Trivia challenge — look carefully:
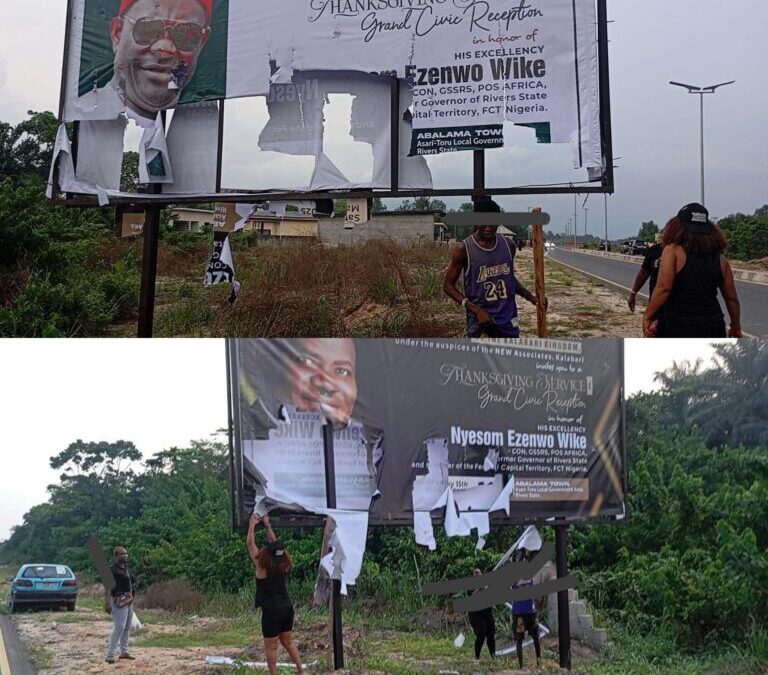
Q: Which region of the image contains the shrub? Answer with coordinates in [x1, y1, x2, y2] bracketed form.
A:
[138, 579, 206, 613]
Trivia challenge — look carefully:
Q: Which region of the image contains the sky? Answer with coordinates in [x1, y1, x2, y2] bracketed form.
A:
[0, 1, 766, 238]
[0, 338, 731, 541]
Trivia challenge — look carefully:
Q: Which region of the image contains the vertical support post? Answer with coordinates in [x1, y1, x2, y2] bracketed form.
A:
[137, 202, 162, 337]
[555, 524, 572, 670]
[53, 0, 75, 206]
[573, 194, 578, 248]
[604, 194, 609, 252]
[216, 99, 226, 193]
[699, 92, 705, 206]
[472, 150, 485, 205]
[322, 422, 344, 670]
[531, 208, 547, 337]
[137, 111, 166, 338]
[596, 0, 614, 193]
[390, 72, 400, 192]
[225, 340, 238, 532]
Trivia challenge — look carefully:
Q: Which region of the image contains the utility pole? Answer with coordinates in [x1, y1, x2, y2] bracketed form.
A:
[669, 79, 734, 207]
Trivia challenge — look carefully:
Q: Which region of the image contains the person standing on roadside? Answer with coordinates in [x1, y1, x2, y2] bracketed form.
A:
[628, 233, 664, 333]
[443, 196, 547, 337]
[467, 568, 496, 660]
[643, 203, 742, 338]
[104, 545, 136, 664]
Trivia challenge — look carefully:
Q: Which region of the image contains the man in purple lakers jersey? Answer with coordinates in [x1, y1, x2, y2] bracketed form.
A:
[443, 197, 545, 337]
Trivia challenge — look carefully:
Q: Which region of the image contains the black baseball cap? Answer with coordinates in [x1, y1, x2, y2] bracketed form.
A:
[677, 203, 712, 234]
[474, 196, 501, 214]
[266, 541, 286, 558]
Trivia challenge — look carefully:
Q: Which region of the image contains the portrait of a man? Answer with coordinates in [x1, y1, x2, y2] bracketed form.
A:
[67, 0, 220, 123]
[111, 0, 212, 120]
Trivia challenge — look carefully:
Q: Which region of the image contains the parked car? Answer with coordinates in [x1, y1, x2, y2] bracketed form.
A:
[7, 564, 78, 613]
[544, 241, 555, 250]
[620, 239, 649, 255]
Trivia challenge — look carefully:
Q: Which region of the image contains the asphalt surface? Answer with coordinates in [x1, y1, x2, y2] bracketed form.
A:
[0, 614, 36, 675]
[547, 247, 767, 337]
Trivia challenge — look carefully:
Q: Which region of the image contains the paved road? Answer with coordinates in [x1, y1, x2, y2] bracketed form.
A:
[0, 615, 36, 675]
[547, 247, 768, 337]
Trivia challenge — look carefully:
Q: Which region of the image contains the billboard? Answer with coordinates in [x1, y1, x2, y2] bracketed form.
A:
[227, 338, 625, 534]
[60, 0, 603, 167]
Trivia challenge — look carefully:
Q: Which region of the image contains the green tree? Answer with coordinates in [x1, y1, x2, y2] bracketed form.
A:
[718, 207, 768, 261]
[637, 220, 658, 241]
[0, 111, 59, 181]
[120, 152, 140, 193]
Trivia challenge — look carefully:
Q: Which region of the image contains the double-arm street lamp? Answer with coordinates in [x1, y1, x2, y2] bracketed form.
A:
[669, 80, 735, 207]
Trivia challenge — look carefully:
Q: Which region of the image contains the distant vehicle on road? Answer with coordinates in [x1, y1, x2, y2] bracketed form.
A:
[544, 241, 555, 250]
[599, 240, 612, 251]
[7, 564, 78, 613]
[620, 239, 649, 255]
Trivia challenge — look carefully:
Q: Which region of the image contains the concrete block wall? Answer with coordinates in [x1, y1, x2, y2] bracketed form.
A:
[318, 214, 435, 246]
[546, 587, 611, 651]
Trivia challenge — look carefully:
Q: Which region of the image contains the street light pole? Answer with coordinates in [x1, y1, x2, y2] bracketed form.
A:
[669, 79, 735, 207]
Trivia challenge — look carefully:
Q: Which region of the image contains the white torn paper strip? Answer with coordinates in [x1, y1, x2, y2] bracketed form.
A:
[413, 511, 436, 551]
[489, 477, 516, 516]
[47, 124, 116, 205]
[234, 203, 254, 231]
[138, 113, 174, 184]
[47, 125, 76, 199]
[166, 102, 219, 194]
[456, 511, 490, 550]
[316, 508, 368, 595]
[75, 118, 127, 193]
[483, 448, 500, 472]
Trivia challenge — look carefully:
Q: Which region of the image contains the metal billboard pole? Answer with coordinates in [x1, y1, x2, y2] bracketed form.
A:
[322, 423, 344, 670]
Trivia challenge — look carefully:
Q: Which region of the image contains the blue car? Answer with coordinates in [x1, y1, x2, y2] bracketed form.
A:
[7, 564, 78, 613]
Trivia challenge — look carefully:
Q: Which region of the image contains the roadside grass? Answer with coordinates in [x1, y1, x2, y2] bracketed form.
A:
[121, 237, 636, 338]
[584, 620, 768, 675]
[26, 643, 55, 669]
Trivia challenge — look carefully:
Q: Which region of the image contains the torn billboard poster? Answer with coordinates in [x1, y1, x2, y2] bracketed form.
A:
[228, 338, 625, 537]
[62, 0, 602, 166]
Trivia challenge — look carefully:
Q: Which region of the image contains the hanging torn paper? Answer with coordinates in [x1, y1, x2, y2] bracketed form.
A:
[139, 114, 174, 184]
[204, 231, 240, 303]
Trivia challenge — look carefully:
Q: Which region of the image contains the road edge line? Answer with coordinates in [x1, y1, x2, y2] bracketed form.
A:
[0, 618, 13, 675]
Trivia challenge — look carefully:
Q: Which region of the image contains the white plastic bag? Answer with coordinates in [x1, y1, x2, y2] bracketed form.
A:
[130, 613, 143, 631]
[453, 632, 465, 649]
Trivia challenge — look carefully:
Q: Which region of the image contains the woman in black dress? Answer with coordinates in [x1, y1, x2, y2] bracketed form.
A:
[467, 568, 496, 660]
[247, 513, 306, 675]
[643, 203, 742, 338]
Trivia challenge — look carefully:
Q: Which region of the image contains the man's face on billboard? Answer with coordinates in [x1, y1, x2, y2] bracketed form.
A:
[111, 0, 210, 119]
[288, 339, 357, 426]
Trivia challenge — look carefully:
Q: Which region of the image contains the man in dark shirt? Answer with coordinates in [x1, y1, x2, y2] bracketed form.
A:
[628, 235, 664, 334]
[104, 546, 137, 663]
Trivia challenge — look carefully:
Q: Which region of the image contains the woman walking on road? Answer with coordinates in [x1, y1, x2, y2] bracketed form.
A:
[247, 513, 306, 675]
[643, 203, 742, 338]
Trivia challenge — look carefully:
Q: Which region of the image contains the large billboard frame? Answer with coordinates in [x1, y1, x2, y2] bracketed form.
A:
[52, 0, 614, 207]
[225, 338, 627, 533]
